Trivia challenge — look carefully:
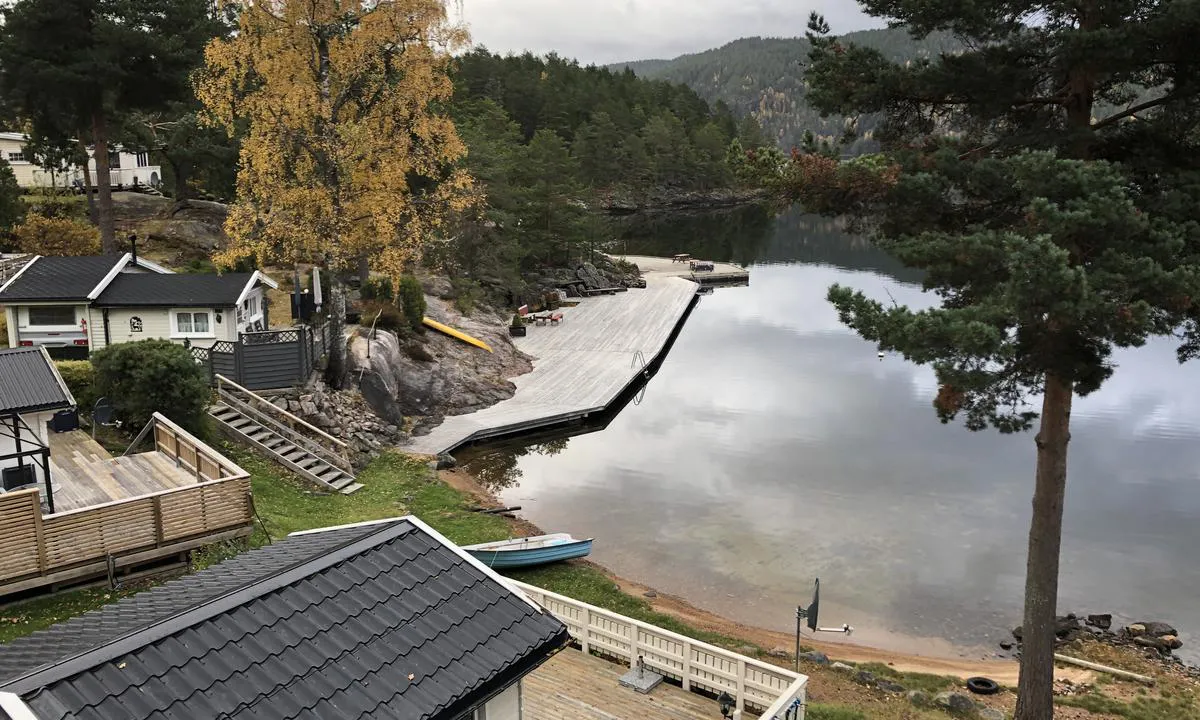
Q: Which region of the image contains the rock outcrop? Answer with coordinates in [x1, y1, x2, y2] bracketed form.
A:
[347, 295, 531, 434]
[268, 382, 406, 467]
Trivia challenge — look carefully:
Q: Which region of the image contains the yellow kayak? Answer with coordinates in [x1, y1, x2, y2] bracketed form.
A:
[423, 317, 493, 353]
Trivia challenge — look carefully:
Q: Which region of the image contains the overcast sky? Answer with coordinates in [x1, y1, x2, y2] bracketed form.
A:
[457, 0, 882, 66]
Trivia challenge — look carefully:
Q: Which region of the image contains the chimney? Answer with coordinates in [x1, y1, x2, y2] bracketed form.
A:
[128, 234, 137, 264]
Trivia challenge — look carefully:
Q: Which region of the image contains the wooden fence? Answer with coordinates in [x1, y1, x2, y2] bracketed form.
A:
[511, 581, 807, 718]
[0, 414, 253, 597]
[191, 322, 330, 390]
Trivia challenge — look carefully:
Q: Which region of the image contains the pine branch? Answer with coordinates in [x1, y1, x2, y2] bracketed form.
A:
[1091, 94, 1174, 130]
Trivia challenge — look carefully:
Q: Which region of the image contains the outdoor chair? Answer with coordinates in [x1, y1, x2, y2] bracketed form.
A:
[92, 397, 121, 438]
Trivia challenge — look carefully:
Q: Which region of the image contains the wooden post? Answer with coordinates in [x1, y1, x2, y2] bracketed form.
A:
[736, 658, 746, 711]
[153, 495, 164, 546]
[30, 492, 47, 573]
[581, 608, 590, 654]
[681, 640, 691, 691]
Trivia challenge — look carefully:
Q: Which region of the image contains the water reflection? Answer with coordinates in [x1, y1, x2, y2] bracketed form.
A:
[460, 207, 1200, 659]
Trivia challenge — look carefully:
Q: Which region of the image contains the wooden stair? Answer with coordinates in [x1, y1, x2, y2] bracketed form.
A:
[207, 378, 363, 495]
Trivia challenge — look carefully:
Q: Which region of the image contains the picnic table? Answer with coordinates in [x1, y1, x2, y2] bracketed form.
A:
[529, 312, 564, 326]
[672, 253, 691, 263]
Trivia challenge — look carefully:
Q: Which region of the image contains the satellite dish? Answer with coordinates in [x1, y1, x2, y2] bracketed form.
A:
[796, 578, 853, 637]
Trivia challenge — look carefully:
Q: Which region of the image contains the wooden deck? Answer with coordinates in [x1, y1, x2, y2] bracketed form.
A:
[524, 649, 716, 720]
[619, 254, 750, 285]
[406, 276, 697, 456]
[47, 431, 197, 514]
[0, 414, 254, 598]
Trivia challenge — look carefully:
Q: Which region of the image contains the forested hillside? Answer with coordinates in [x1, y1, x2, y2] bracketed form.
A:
[433, 50, 762, 297]
[612, 28, 957, 152]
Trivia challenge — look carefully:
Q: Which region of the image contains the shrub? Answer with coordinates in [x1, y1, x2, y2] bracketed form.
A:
[12, 215, 100, 256]
[360, 301, 407, 335]
[397, 275, 426, 332]
[54, 360, 96, 410]
[360, 277, 395, 303]
[450, 277, 482, 315]
[91, 340, 210, 437]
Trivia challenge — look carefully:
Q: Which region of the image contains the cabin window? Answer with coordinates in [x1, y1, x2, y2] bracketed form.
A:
[108, 151, 121, 169]
[7, 151, 24, 163]
[174, 310, 211, 336]
[136, 152, 149, 167]
[27, 306, 75, 327]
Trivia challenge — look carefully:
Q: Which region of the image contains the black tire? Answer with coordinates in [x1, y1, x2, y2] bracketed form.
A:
[966, 676, 1000, 695]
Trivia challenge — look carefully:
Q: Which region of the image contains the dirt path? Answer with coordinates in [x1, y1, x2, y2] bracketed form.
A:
[439, 469, 1094, 686]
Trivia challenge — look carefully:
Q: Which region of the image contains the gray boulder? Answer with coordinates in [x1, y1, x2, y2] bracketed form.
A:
[853, 670, 876, 686]
[935, 691, 978, 716]
[877, 680, 906, 693]
[830, 661, 854, 672]
[1138, 621, 1178, 637]
[907, 690, 931, 707]
[979, 708, 1006, 720]
[797, 651, 829, 665]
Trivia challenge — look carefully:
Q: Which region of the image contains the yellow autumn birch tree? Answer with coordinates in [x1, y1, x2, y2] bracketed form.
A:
[196, 0, 473, 385]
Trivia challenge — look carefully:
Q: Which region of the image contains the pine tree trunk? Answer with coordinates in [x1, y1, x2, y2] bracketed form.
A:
[91, 113, 117, 253]
[77, 138, 97, 226]
[325, 270, 348, 389]
[1014, 373, 1073, 720]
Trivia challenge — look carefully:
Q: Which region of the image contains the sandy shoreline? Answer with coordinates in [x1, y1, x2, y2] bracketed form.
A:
[439, 468, 1099, 686]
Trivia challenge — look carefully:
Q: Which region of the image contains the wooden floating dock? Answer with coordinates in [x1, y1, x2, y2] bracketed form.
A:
[405, 276, 697, 457]
[616, 254, 750, 285]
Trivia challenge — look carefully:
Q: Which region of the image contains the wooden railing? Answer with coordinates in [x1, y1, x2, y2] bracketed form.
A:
[152, 412, 247, 482]
[214, 374, 352, 471]
[0, 415, 254, 596]
[512, 581, 807, 718]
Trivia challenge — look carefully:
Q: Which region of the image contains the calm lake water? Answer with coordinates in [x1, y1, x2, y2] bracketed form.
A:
[460, 206, 1200, 660]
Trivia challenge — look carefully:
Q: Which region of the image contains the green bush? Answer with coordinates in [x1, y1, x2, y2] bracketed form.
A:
[360, 301, 407, 335]
[54, 360, 96, 410]
[397, 275, 426, 332]
[360, 277, 395, 303]
[91, 340, 210, 437]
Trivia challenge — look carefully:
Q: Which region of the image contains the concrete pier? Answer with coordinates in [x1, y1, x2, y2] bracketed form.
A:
[405, 276, 697, 456]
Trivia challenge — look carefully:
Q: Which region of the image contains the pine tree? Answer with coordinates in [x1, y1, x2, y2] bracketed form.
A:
[511, 130, 586, 266]
[572, 112, 626, 187]
[798, 5, 1200, 717]
[0, 0, 220, 252]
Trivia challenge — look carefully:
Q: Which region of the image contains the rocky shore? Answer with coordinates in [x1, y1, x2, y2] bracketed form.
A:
[600, 186, 767, 214]
[1009, 613, 1198, 677]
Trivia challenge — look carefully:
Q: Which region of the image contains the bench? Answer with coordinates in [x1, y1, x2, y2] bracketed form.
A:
[529, 312, 565, 326]
[580, 287, 622, 296]
[690, 261, 715, 272]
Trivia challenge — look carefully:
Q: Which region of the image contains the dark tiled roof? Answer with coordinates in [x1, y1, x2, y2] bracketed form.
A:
[93, 272, 256, 307]
[0, 519, 568, 720]
[0, 346, 74, 414]
[0, 256, 122, 301]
